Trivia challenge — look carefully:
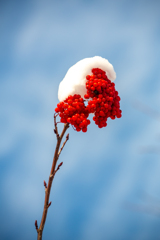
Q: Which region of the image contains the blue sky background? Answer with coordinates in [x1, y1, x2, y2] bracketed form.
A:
[1, 0, 160, 239]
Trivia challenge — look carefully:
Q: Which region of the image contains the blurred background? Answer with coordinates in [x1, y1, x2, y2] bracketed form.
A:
[1, 0, 160, 239]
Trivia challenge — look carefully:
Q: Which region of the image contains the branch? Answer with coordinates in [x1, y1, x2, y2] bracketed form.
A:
[37, 122, 69, 240]
[58, 133, 69, 157]
[53, 113, 59, 139]
[54, 162, 63, 176]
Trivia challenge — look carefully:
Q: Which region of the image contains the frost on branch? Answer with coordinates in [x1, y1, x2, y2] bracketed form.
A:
[55, 56, 122, 132]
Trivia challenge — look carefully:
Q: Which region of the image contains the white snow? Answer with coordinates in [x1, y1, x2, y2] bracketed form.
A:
[58, 56, 116, 102]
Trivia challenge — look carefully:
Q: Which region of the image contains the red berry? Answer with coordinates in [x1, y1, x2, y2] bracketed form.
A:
[67, 117, 72, 123]
[55, 107, 59, 113]
[82, 127, 87, 132]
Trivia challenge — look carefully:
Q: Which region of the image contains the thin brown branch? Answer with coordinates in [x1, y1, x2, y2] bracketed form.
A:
[53, 113, 59, 139]
[54, 162, 63, 174]
[37, 122, 69, 240]
[58, 133, 69, 157]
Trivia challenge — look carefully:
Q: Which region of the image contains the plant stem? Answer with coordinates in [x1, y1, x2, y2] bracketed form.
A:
[37, 122, 69, 240]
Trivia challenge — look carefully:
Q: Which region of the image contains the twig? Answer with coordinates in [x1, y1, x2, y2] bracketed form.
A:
[55, 162, 63, 172]
[53, 113, 59, 139]
[36, 122, 69, 240]
[58, 133, 69, 157]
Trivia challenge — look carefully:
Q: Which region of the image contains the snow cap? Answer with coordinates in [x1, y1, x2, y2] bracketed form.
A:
[58, 56, 116, 102]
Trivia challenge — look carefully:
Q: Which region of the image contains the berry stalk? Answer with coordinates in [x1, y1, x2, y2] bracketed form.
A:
[36, 119, 69, 240]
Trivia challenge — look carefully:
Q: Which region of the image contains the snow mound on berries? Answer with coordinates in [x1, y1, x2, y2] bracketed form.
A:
[58, 56, 116, 102]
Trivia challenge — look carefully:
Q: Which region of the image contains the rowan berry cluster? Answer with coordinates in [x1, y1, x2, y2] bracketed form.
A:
[55, 94, 90, 132]
[84, 68, 122, 128]
[55, 68, 122, 132]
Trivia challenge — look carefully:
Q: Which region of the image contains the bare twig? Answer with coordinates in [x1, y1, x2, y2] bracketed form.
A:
[48, 201, 52, 208]
[58, 133, 69, 157]
[55, 162, 63, 173]
[53, 113, 59, 139]
[37, 122, 69, 240]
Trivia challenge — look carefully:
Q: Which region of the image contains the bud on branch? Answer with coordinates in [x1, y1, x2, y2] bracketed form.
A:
[35, 220, 38, 230]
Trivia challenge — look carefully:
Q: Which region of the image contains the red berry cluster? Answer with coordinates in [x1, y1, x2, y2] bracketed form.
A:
[84, 68, 122, 128]
[55, 68, 122, 132]
[55, 94, 90, 132]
